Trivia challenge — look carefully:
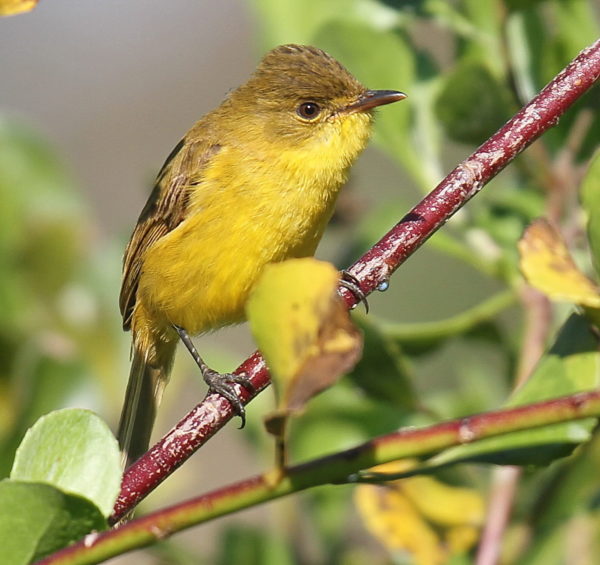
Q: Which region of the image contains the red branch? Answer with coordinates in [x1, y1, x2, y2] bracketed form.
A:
[111, 39, 600, 524]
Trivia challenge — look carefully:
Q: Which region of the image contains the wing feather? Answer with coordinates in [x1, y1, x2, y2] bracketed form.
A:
[119, 138, 221, 330]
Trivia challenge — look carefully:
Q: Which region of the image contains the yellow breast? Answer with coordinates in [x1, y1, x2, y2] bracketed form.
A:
[138, 112, 372, 334]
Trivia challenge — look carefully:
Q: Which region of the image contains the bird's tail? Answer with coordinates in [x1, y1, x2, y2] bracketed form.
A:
[117, 337, 176, 469]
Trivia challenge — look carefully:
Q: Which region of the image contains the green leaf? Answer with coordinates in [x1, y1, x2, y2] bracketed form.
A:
[431, 314, 600, 467]
[11, 408, 121, 518]
[580, 150, 600, 278]
[518, 437, 600, 563]
[509, 314, 599, 406]
[435, 60, 512, 146]
[348, 314, 416, 409]
[0, 480, 106, 564]
[534, 432, 600, 529]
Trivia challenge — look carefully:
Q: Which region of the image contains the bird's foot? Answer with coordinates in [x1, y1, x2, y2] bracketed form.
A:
[339, 270, 369, 313]
[202, 369, 255, 428]
[173, 323, 255, 427]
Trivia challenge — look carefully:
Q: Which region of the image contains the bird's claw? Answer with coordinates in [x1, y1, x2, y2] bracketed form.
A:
[339, 270, 369, 313]
[203, 370, 254, 428]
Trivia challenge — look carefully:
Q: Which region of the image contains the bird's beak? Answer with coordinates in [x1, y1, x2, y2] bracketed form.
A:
[343, 90, 407, 114]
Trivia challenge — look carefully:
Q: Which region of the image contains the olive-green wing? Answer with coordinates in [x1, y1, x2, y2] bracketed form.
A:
[119, 138, 221, 330]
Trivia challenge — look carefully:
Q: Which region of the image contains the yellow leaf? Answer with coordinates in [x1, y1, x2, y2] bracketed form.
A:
[401, 473, 484, 529]
[0, 0, 38, 16]
[355, 461, 484, 565]
[446, 525, 480, 555]
[246, 258, 362, 464]
[518, 219, 600, 307]
[355, 484, 445, 565]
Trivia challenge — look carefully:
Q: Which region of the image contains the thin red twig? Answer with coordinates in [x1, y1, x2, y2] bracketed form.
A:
[111, 39, 600, 524]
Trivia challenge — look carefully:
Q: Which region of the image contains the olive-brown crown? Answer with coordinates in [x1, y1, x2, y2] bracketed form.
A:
[229, 45, 366, 114]
[250, 44, 365, 103]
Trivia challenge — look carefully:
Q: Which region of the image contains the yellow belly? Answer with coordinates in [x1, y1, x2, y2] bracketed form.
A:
[136, 144, 348, 334]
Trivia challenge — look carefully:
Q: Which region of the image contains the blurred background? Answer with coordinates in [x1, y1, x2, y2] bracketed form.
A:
[1, 1, 599, 564]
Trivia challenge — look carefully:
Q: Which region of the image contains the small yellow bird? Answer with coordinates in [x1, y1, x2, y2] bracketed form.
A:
[118, 44, 405, 468]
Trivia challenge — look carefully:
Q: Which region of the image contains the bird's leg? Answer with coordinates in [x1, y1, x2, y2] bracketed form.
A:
[339, 270, 369, 313]
[173, 325, 254, 427]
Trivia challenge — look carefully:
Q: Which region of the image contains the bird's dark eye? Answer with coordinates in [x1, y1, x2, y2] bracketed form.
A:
[297, 102, 321, 120]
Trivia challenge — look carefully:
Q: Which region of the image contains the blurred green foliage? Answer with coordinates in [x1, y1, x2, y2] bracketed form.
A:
[0, 119, 125, 479]
[1, 0, 599, 563]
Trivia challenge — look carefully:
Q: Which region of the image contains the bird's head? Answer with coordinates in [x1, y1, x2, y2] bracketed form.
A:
[225, 44, 405, 162]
